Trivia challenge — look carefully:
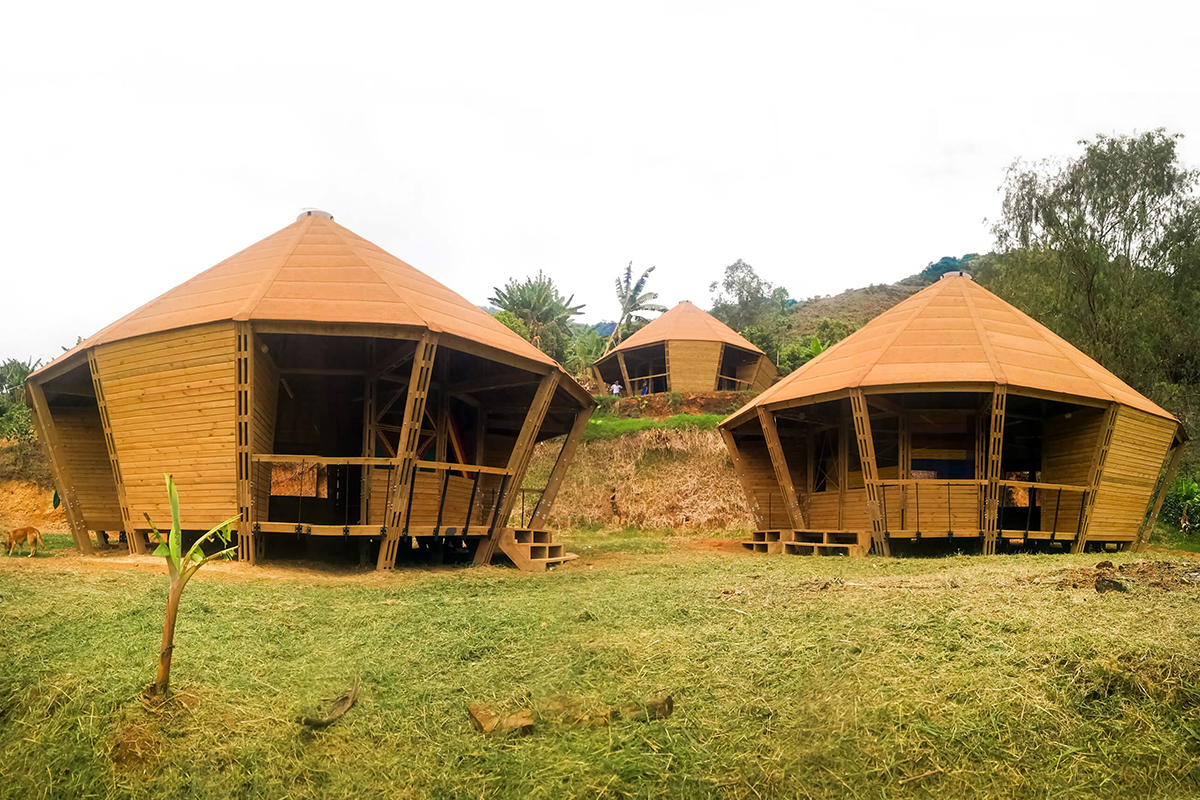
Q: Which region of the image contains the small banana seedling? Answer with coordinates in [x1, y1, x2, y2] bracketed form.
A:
[143, 474, 239, 697]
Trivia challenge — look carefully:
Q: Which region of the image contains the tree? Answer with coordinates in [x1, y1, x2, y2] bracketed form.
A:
[709, 259, 791, 333]
[983, 129, 1200, 394]
[144, 475, 239, 697]
[489, 272, 585, 356]
[605, 262, 666, 353]
[492, 310, 530, 340]
[567, 328, 607, 376]
[778, 337, 827, 375]
[0, 357, 40, 442]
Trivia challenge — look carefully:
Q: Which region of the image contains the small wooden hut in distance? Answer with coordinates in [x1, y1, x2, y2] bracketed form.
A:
[592, 301, 776, 395]
[26, 211, 594, 571]
[719, 272, 1185, 557]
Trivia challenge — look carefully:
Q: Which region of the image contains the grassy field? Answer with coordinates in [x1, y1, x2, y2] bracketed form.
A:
[2, 531, 1200, 799]
[583, 413, 725, 442]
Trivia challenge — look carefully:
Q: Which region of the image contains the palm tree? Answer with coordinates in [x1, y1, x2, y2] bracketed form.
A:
[567, 328, 607, 376]
[606, 262, 667, 353]
[489, 272, 585, 350]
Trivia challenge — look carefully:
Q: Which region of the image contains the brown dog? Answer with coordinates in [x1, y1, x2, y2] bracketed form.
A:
[5, 527, 43, 557]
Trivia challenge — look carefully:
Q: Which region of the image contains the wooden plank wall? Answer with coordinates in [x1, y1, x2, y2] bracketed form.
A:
[251, 338, 279, 524]
[1039, 408, 1104, 532]
[50, 404, 123, 531]
[667, 340, 723, 392]
[735, 436, 787, 528]
[93, 322, 238, 529]
[1086, 407, 1176, 544]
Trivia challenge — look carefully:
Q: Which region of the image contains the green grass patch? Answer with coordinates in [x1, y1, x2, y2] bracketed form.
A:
[3, 551, 1200, 798]
[1150, 521, 1200, 553]
[563, 525, 672, 555]
[583, 413, 725, 441]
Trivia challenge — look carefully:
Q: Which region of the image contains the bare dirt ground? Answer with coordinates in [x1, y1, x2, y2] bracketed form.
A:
[0, 479, 66, 532]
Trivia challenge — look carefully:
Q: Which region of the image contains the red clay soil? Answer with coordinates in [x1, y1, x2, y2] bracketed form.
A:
[1025, 559, 1200, 590]
[609, 391, 751, 420]
[0, 480, 67, 533]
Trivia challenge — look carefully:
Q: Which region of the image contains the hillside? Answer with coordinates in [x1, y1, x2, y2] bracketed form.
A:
[787, 282, 921, 340]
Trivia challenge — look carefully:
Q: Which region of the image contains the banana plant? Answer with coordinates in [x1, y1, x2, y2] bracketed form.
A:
[143, 474, 239, 697]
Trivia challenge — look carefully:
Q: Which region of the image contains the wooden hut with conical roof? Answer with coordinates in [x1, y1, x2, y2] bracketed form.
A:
[720, 272, 1185, 557]
[592, 301, 776, 395]
[26, 210, 594, 571]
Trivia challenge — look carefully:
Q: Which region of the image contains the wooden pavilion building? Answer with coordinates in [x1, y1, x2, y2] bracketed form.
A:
[720, 272, 1185, 557]
[592, 301, 776, 395]
[26, 210, 594, 571]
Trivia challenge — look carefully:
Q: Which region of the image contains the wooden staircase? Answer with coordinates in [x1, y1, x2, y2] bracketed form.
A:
[498, 528, 578, 572]
[741, 529, 869, 557]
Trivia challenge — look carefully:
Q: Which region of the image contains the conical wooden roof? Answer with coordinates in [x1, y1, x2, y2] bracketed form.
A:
[42, 212, 559, 371]
[605, 301, 764, 356]
[726, 274, 1173, 425]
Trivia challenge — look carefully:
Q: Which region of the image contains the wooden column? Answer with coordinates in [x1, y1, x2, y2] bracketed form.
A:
[850, 388, 887, 556]
[378, 332, 439, 570]
[1073, 403, 1117, 554]
[898, 411, 910, 531]
[616, 352, 632, 396]
[474, 372, 560, 565]
[975, 408, 988, 534]
[757, 407, 806, 530]
[88, 350, 135, 552]
[360, 375, 377, 525]
[720, 427, 764, 529]
[982, 386, 1008, 555]
[1135, 440, 1184, 552]
[26, 380, 93, 554]
[528, 405, 593, 530]
[234, 322, 256, 563]
[838, 417, 848, 531]
[713, 343, 726, 391]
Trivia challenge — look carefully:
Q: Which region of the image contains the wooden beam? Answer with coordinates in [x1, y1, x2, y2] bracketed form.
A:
[720, 428, 765, 529]
[982, 386, 1008, 555]
[26, 379, 93, 555]
[757, 408, 807, 530]
[714, 343, 725, 391]
[1135, 440, 1184, 552]
[444, 370, 540, 395]
[528, 406, 593, 530]
[1073, 403, 1117, 554]
[866, 395, 903, 415]
[378, 332, 439, 570]
[849, 388, 888, 556]
[616, 352, 632, 396]
[88, 349, 134, 552]
[277, 367, 364, 377]
[368, 343, 416, 380]
[474, 373, 560, 565]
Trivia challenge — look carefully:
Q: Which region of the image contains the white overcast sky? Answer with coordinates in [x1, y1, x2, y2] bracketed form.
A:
[3, 1, 1199, 363]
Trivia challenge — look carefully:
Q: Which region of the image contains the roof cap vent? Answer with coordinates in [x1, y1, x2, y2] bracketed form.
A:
[297, 208, 334, 221]
[939, 270, 972, 280]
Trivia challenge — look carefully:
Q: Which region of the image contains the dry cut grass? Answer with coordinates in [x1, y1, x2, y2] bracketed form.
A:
[525, 427, 753, 530]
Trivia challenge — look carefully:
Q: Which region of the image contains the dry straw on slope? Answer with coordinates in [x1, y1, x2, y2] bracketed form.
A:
[525, 428, 753, 530]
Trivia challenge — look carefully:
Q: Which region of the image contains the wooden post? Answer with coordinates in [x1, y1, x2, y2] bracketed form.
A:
[88, 349, 135, 552]
[616, 352, 632, 396]
[234, 322, 256, 563]
[983, 386, 1008, 555]
[714, 343, 726, 391]
[898, 411, 910, 531]
[850, 388, 887, 556]
[838, 417, 848, 531]
[378, 333, 439, 570]
[474, 372, 560, 565]
[975, 408, 987, 534]
[720, 427, 764, 529]
[361, 374, 376, 524]
[1135, 440, 1184, 552]
[757, 408, 806, 530]
[26, 380, 93, 554]
[1073, 403, 1117, 554]
[528, 405, 593, 530]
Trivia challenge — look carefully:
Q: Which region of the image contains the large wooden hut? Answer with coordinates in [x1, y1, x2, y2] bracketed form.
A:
[720, 272, 1185, 557]
[592, 301, 776, 395]
[26, 210, 594, 571]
